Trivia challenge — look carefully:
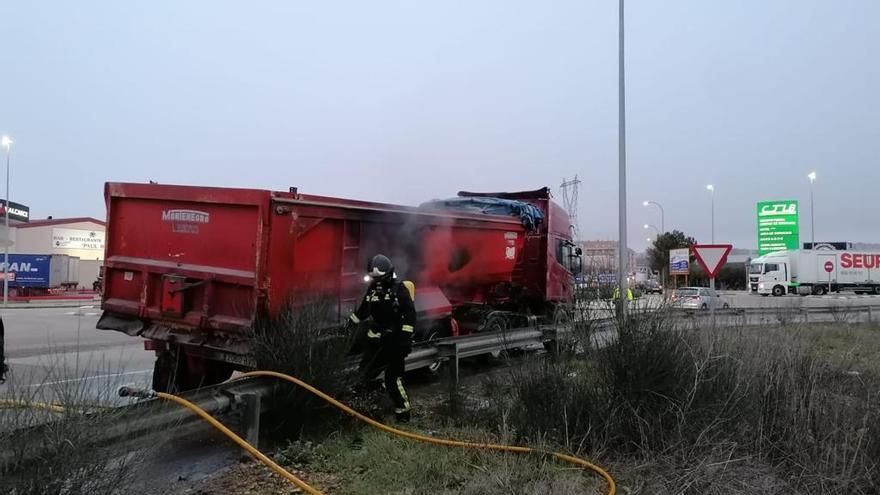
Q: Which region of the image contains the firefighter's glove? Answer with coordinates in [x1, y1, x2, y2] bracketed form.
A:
[345, 317, 358, 332]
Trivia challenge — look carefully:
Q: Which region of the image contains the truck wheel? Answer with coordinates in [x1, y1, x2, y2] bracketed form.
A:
[544, 307, 574, 355]
[152, 351, 232, 393]
[187, 356, 234, 388]
[479, 314, 509, 361]
[874, 286, 880, 296]
[152, 350, 186, 393]
[813, 285, 828, 296]
[772, 285, 785, 297]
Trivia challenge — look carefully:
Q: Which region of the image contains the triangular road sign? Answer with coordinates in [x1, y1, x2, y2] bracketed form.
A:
[691, 244, 733, 278]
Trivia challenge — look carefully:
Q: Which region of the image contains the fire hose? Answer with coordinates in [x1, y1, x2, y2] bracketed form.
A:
[121, 370, 617, 495]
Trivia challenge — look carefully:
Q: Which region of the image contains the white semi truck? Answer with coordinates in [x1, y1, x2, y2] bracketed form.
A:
[750, 249, 880, 296]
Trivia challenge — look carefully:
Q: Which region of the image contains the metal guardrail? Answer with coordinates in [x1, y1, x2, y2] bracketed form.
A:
[3, 304, 877, 469]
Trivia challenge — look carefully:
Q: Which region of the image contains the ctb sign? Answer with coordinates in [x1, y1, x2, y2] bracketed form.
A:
[757, 200, 799, 256]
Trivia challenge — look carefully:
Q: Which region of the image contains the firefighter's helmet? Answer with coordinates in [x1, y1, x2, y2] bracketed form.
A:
[366, 254, 395, 282]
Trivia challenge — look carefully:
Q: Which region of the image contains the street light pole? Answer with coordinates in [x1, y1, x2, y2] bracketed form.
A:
[617, 0, 628, 319]
[643, 223, 660, 237]
[642, 201, 665, 233]
[2, 136, 12, 307]
[808, 172, 816, 248]
[706, 184, 715, 243]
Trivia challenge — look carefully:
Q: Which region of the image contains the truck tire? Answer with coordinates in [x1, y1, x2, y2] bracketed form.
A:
[874, 286, 880, 296]
[152, 350, 186, 393]
[772, 285, 785, 297]
[813, 285, 828, 296]
[152, 350, 233, 393]
[544, 306, 574, 355]
[479, 314, 509, 361]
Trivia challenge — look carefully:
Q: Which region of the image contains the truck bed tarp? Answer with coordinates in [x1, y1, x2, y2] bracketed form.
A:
[421, 197, 544, 231]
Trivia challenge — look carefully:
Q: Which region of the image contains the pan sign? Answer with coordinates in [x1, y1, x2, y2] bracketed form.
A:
[52, 228, 106, 250]
[757, 200, 800, 256]
[824, 261, 834, 273]
[0, 199, 30, 223]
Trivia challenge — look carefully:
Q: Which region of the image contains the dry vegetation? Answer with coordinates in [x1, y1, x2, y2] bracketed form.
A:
[5, 301, 878, 494]
[0, 356, 155, 494]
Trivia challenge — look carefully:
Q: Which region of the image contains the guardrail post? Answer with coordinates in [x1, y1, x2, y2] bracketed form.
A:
[803, 308, 809, 324]
[239, 393, 261, 461]
[448, 343, 460, 388]
[868, 306, 873, 324]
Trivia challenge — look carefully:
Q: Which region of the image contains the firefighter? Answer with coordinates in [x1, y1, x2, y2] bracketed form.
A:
[348, 254, 416, 422]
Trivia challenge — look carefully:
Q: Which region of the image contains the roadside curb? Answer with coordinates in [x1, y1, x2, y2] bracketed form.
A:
[0, 299, 101, 309]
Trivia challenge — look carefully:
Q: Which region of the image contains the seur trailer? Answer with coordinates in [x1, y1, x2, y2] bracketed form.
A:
[750, 249, 880, 296]
[97, 182, 583, 392]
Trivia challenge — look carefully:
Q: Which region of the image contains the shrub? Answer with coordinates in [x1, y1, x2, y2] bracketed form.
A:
[487, 316, 880, 493]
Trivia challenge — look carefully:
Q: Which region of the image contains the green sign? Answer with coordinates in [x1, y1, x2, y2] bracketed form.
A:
[757, 200, 799, 255]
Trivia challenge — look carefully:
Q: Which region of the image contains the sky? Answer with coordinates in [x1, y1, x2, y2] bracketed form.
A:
[1, 1, 878, 250]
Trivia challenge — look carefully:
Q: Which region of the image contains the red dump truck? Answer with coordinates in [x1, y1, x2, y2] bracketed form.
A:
[97, 182, 581, 391]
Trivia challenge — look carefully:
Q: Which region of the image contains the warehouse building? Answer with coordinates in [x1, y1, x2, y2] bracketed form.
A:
[10, 217, 106, 289]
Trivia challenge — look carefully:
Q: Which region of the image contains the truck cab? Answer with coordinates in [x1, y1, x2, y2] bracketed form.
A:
[749, 252, 792, 296]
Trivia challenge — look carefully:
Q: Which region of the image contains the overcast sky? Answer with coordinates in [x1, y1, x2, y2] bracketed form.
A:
[1, 1, 878, 250]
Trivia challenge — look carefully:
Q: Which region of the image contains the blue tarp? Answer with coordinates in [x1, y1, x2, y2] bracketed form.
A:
[421, 197, 545, 231]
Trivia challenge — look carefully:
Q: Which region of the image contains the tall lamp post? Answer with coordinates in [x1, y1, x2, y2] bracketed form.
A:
[643, 223, 660, 237]
[616, 0, 628, 318]
[642, 201, 665, 233]
[2, 135, 12, 307]
[706, 184, 715, 243]
[808, 172, 816, 248]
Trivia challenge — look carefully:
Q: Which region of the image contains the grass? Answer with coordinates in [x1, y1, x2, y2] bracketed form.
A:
[808, 324, 880, 375]
[276, 423, 604, 495]
[479, 318, 880, 494]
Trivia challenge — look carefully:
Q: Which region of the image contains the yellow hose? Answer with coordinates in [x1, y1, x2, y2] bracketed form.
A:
[0, 399, 66, 413]
[154, 391, 322, 495]
[239, 370, 616, 495]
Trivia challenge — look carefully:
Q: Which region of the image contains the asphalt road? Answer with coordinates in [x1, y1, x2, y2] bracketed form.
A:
[1, 305, 154, 407]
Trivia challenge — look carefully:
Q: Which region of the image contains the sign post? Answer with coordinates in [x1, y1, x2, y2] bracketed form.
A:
[669, 248, 690, 291]
[692, 244, 733, 329]
[824, 260, 834, 293]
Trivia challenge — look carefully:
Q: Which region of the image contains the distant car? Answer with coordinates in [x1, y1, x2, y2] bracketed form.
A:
[672, 287, 729, 310]
[643, 280, 663, 294]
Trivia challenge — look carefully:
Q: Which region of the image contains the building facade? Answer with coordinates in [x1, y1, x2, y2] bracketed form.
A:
[10, 217, 106, 288]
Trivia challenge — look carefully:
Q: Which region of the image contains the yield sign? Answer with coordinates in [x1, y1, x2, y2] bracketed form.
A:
[691, 244, 733, 278]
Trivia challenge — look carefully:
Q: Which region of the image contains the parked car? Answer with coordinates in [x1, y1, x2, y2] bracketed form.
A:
[672, 287, 729, 310]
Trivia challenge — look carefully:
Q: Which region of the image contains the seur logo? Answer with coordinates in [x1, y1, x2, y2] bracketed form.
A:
[161, 209, 210, 224]
[759, 203, 797, 216]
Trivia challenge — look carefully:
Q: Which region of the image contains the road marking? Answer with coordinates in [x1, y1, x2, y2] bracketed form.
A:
[28, 369, 152, 388]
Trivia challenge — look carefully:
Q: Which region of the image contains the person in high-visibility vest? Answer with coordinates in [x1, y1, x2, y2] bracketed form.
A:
[612, 287, 634, 302]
